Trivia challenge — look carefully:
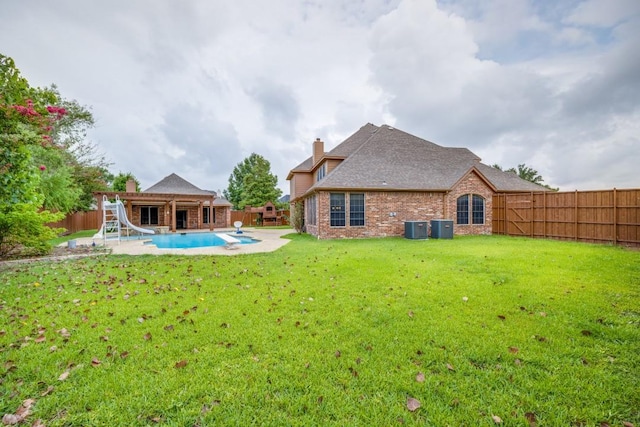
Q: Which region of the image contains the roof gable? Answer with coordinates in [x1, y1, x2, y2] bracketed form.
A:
[143, 173, 213, 196]
[314, 125, 481, 190]
[290, 123, 548, 196]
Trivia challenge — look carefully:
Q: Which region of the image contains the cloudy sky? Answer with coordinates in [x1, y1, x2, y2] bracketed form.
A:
[2, 0, 639, 193]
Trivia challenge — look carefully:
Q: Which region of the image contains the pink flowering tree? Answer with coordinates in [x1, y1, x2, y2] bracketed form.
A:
[0, 55, 66, 257]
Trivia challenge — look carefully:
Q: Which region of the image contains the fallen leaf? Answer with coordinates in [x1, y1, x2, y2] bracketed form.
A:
[446, 363, 455, 371]
[49, 345, 57, 352]
[497, 315, 506, 320]
[2, 398, 35, 424]
[599, 422, 610, 427]
[335, 350, 341, 358]
[58, 370, 70, 381]
[408, 310, 414, 318]
[41, 385, 54, 396]
[581, 330, 592, 336]
[91, 358, 101, 367]
[416, 372, 425, 383]
[622, 422, 635, 427]
[492, 415, 503, 423]
[2, 414, 20, 425]
[164, 325, 174, 331]
[31, 419, 46, 427]
[34, 335, 46, 343]
[514, 359, 522, 366]
[539, 312, 547, 317]
[143, 332, 152, 341]
[174, 360, 188, 369]
[525, 411, 537, 427]
[508, 347, 519, 354]
[406, 397, 421, 412]
[120, 351, 129, 359]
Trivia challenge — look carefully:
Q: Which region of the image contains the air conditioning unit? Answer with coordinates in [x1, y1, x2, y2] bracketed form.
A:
[405, 221, 428, 239]
[430, 219, 453, 239]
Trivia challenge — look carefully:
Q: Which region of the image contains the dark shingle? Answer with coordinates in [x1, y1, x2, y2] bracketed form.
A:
[143, 173, 213, 195]
[307, 124, 546, 192]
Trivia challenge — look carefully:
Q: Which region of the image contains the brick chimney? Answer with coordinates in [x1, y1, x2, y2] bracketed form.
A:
[312, 138, 324, 166]
[125, 179, 137, 193]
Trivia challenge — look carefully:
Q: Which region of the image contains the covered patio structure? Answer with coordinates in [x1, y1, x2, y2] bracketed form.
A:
[93, 173, 233, 233]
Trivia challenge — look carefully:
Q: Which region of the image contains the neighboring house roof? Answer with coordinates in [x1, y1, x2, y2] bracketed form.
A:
[292, 124, 546, 195]
[279, 194, 290, 203]
[143, 173, 213, 196]
[213, 197, 233, 207]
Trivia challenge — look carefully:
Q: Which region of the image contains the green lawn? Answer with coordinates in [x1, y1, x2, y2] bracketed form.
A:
[1, 235, 638, 426]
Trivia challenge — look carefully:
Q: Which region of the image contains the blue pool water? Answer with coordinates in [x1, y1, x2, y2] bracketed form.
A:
[144, 232, 257, 249]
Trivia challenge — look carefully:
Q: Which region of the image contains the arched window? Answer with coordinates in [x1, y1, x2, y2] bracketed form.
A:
[456, 194, 485, 225]
[456, 195, 469, 225]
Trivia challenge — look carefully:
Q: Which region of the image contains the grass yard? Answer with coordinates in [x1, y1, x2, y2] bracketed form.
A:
[1, 235, 638, 426]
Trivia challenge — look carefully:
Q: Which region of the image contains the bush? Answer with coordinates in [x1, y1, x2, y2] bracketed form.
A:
[0, 203, 64, 259]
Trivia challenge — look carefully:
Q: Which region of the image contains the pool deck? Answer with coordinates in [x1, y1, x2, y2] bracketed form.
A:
[67, 228, 293, 256]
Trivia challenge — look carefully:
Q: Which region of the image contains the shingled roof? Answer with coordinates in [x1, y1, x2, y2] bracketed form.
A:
[143, 173, 214, 196]
[296, 124, 545, 193]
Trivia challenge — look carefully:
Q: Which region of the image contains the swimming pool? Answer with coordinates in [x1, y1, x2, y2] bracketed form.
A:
[144, 232, 258, 249]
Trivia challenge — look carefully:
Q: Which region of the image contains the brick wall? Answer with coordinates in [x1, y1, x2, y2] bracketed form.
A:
[444, 171, 493, 235]
[315, 191, 445, 239]
[308, 171, 494, 239]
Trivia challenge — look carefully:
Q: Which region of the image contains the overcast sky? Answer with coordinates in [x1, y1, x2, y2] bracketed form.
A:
[2, 0, 639, 193]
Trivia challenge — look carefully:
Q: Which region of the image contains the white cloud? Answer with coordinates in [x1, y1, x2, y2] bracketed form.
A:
[1, 0, 638, 192]
[566, 0, 640, 27]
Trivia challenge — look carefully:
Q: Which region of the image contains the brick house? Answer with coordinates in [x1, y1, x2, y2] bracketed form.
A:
[287, 123, 546, 239]
[94, 173, 233, 232]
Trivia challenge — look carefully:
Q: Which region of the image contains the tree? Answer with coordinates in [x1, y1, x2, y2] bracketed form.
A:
[112, 172, 141, 192]
[291, 201, 304, 233]
[224, 153, 282, 210]
[0, 55, 65, 257]
[35, 86, 111, 211]
[492, 163, 558, 191]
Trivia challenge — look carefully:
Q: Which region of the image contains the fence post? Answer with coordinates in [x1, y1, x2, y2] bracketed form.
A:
[543, 191, 547, 239]
[530, 192, 534, 237]
[574, 190, 579, 241]
[613, 188, 617, 245]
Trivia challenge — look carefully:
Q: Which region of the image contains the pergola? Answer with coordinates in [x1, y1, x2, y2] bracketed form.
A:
[94, 191, 215, 233]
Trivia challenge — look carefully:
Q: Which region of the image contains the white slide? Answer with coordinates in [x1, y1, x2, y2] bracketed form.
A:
[94, 195, 154, 241]
[114, 200, 155, 235]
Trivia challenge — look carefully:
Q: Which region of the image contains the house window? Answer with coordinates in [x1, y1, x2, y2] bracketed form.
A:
[330, 193, 345, 227]
[456, 194, 484, 225]
[456, 196, 469, 225]
[472, 195, 485, 224]
[349, 193, 365, 226]
[307, 195, 317, 226]
[141, 206, 159, 225]
[316, 164, 326, 181]
[202, 207, 215, 224]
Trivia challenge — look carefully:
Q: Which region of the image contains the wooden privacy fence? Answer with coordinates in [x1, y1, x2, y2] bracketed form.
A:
[49, 210, 100, 234]
[493, 189, 640, 247]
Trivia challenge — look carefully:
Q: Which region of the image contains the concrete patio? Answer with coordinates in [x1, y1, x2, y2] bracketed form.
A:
[69, 228, 293, 256]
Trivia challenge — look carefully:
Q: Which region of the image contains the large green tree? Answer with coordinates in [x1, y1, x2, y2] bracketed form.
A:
[493, 163, 558, 191]
[111, 171, 141, 192]
[0, 55, 64, 257]
[224, 153, 282, 210]
[37, 85, 112, 211]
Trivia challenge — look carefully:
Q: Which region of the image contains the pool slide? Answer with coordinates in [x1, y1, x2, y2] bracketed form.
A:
[93, 197, 155, 239]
